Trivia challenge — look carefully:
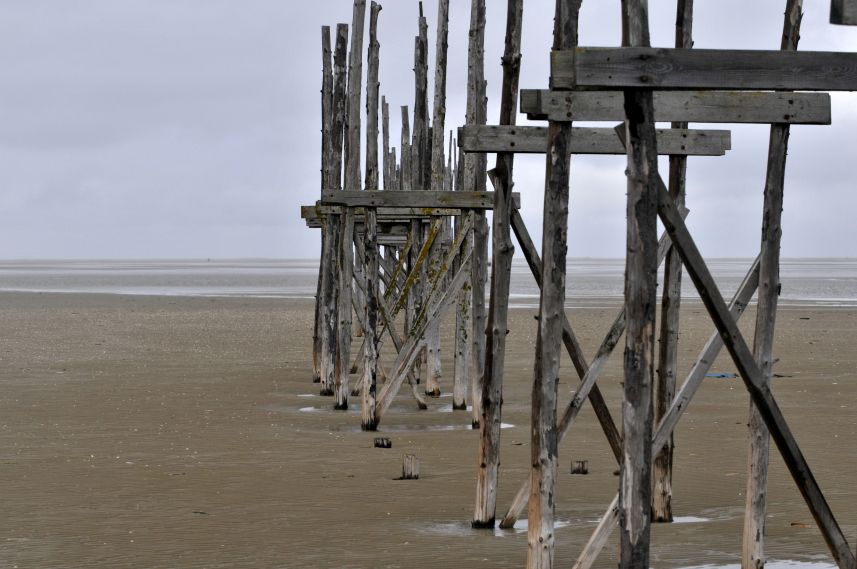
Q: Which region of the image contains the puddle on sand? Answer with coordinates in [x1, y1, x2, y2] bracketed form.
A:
[299, 407, 318, 412]
[421, 518, 577, 538]
[297, 394, 316, 398]
[672, 516, 711, 524]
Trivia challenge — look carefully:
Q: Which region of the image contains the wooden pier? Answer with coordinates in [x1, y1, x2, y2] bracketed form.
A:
[300, 1, 857, 567]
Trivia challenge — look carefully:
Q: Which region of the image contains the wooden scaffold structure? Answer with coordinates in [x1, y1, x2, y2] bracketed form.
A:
[301, 0, 857, 567]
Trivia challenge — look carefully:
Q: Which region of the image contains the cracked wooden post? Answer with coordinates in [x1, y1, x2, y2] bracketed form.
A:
[465, 0, 488, 429]
[744, 1, 803, 566]
[424, 0, 450, 399]
[347, 0, 367, 341]
[527, 2, 579, 567]
[652, 0, 693, 524]
[619, 1, 658, 568]
[320, 23, 349, 397]
[313, 25, 334, 385]
[344, 0, 365, 193]
[360, 1, 382, 431]
[453, 145, 471, 411]
[473, 0, 523, 530]
[335, 210, 355, 410]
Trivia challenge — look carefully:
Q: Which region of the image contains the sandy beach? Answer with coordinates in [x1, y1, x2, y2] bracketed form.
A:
[1, 291, 855, 568]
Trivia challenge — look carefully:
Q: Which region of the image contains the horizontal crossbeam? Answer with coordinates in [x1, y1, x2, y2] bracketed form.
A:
[320, 190, 520, 209]
[831, 0, 857, 25]
[520, 90, 831, 124]
[300, 205, 464, 228]
[459, 125, 730, 155]
[552, 47, 857, 91]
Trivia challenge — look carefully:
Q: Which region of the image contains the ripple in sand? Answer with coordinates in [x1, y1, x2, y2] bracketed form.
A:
[684, 562, 835, 569]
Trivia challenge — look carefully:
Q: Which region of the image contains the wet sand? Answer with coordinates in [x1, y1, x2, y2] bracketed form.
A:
[1, 292, 855, 568]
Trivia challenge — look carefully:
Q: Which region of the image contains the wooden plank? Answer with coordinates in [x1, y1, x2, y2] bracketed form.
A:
[321, 190, 520, 209]
[344, 0, 366, 190]
[831, 0, 857, 24]
[552, 46, 857, 91]
[412, 8, 429, 192]
[520, 90, 831, 125]
[619, 3, 658, 568]
[745, 2, 803, 564]
[474, 0, 524, 529]
[652, 0, 692, 525]
[459, 125, 730, 156]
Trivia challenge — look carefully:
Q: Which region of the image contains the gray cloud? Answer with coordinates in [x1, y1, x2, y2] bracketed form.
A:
[0, 1, 855, 259]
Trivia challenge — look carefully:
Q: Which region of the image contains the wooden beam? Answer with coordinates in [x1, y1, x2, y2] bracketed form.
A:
[459, 125, 730, 156]
[553, 47, 857, 91]
[520, 90, 831, 124]
[320, 190, 520, 210]
[831, 0, 857, 25]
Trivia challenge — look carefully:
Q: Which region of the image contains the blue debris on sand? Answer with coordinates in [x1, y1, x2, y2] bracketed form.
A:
[705, 372, 738, 379]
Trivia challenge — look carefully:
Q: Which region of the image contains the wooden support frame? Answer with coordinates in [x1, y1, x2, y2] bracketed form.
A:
[552, 47, 857, 91]
[520, 90, 831, 124]
[609, 120, 856, 569]
[459, 125, 731, 156]
[499, 206, 688, 530]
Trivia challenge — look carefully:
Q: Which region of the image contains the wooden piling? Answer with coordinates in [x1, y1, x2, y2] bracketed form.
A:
[652, 0, 693, 524]
[335, 211, 355, 409]
[527, 2, 579, 567]
[320, 24, 349, 397]
[744, 2, 803, 566]
[473, 0, 523, 530]
[361, 2, 382, 431]
[618, 2, 658, 568]
[344, 0, 366, 192]
[402, 454, 420, 479]
[464, 0, 488, 430]
[313, 26, 334, 385]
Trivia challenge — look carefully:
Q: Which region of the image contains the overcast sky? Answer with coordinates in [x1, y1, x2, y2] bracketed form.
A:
[1, 1, 856, 259]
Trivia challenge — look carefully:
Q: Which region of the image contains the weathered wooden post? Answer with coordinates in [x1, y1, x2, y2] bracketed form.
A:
[473, 0, 523, 530]
[361, 1, 382, 430]
[344, 0, 365, 192]
[744, 1, 803, 566]
[652, 0, 693, 524]
[424, 0, 451, 399]
[402, 454, 420, 479]
[335, 210, 355, 409]
[320, 23, 349, 397]
[312, 26, 334, 385]
[618, 2, 659, 568]
[465, 0, 488, 429]
[453, 140, 471, 411]
[527, 1, 579, 566]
